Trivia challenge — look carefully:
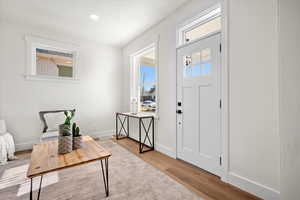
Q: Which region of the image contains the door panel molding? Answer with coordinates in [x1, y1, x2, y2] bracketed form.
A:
[176, 33, 222, 176]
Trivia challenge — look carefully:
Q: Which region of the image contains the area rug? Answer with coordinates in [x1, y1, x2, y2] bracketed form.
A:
[0, 140, 202, 200]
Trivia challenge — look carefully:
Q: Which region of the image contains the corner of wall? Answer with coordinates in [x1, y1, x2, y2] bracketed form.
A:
[228, 172, 280, 200]
[155, 143, 176, 158]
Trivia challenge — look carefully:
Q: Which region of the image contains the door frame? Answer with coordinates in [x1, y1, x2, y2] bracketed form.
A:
[175, 1, 229, 182]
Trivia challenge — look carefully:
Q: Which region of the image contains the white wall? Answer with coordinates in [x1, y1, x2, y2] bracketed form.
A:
[122, 0, 280, 199]
[123, 0, 221, 157]
[227, 0, 280, 198]
[0, 21, 123, 150]
[279, 0, 300, 199]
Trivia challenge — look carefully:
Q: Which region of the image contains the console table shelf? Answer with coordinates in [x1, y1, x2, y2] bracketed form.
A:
[115, 112, 155, 153]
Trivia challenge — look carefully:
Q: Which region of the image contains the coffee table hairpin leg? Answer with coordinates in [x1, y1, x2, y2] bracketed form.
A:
[100, 158, 109, 197]
[29, 159, 109, 200]
[30, 175, 43, 200]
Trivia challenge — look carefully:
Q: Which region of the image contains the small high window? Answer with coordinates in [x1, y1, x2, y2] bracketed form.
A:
[36, 48, 74, 78]
[25, 35, 78, 81]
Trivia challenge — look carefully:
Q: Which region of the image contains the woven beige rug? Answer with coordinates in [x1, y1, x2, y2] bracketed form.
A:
[0, 140, 202, 200]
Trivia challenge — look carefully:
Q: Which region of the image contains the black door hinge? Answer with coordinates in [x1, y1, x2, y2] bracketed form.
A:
[219, 99, 222, 109]
[219, 156, 222, 166]
[219, 43, 222, 52]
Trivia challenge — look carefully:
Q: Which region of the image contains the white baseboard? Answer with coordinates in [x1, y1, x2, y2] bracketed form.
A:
[15, 130, 115, 151]
[87, 131, 177, 159]
[15, 140, 38, 151]
[228, 172, 280, 200]
[155, 143, 176, 158]
[88, 130, 115, 139]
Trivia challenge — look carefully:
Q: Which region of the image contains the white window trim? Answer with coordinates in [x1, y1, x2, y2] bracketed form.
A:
[177, 4, 221, 47]
[130, 38, 159, 118]
[24, 35, 79, 82]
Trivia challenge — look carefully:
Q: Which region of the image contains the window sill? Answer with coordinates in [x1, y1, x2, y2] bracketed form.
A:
[137, 112, 159, 120]
[152, 114, 159, 120]
[24, 74, 80, 83]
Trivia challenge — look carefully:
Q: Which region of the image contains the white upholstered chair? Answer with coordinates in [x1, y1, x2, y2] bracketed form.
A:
[0, 120, 16, 165]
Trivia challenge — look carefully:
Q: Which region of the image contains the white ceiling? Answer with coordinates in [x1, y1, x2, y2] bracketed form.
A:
[0, 0, 190, 47]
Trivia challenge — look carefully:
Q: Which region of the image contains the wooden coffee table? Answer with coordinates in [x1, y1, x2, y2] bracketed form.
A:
[27, 136, 111, 200]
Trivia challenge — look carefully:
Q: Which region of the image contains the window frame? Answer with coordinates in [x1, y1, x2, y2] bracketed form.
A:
[177, 4, 221, 47]
[25, 35, 79, 82]
[130, 41, 159, 117]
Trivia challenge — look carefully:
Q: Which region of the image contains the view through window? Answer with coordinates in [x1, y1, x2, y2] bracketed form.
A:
[36, 48, 74, 78]
[137, 49, 156, 113]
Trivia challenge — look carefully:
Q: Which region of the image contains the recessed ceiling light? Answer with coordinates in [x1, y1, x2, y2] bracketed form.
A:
[89, 14, 99, 21]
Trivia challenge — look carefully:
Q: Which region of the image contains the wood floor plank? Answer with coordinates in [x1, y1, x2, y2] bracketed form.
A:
[112, 137, 261, 200]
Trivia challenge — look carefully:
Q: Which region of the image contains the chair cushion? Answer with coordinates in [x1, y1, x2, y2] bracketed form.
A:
[2, 132, 17, 160]
[0, 136, 8, 165]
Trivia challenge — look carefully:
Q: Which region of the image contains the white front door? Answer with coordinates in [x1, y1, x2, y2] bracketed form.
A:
[176, 33, 222, 176]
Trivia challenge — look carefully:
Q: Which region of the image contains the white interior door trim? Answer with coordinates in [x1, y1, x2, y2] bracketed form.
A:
[175, 0, 229, 182]
[220, 0, 229, 183]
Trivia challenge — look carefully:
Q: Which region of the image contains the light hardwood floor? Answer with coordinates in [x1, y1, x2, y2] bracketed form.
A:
[112, 138, 261, 200]
[15, 137, 261, 200]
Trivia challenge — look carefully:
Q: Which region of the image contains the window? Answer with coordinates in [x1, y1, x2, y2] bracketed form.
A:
[178, 5, 221, 46]
[131, 44, 157, 114]
[36, 48, 74, 78]
[185, 17, 221, 43]
[184, 48, 212, 78]
[25, 35, 78, 81]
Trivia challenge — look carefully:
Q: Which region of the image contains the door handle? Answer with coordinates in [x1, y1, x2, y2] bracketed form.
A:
[176, 110, 183, 114]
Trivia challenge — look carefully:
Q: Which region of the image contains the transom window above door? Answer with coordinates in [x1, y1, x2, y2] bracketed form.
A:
[177, 5, 221, 46]
[185, 17, 221, 43]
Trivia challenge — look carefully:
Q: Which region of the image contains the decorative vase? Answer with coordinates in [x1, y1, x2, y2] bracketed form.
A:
[59, 124, 70, 136]
[58, 124, 73, 154]
[58, 135, 73, 154]
[73, 136, 82, 150]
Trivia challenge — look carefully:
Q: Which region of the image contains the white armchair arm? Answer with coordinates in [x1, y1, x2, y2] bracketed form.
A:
[3, 132, 17, 160]
[0, 136, 8, 165]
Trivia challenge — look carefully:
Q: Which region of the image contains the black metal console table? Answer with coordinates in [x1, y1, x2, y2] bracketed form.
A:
[115, 112, 154, 153]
